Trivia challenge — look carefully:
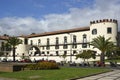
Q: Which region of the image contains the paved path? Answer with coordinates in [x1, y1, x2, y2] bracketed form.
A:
[77, 69, 120, 80]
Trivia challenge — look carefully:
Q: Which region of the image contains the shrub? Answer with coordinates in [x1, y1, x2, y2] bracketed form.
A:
[26, 61, 59, 70]
[25, 64, 35, 70]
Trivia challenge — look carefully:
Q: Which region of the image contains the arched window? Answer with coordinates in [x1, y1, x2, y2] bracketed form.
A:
[1, 42, 4, 51]
[30, 40, 33, 45]
[83, 34, 87, 43]
[38, 39, 41, 43]
[38, 39, 41, 45]
[56, 37, 59, 44]
[63, 36, 68, 49]
[55, 37, 59, 49]
[46, 38, 50, 50]
[47, 38, 50, 45]
[72, 35, 77, 48]
[82, 34, 87, 48]
[64, 36, 67, 44]
[92, 29, 97, 35]
[73, 35, 76, 43]
[56, 51, 59, 56]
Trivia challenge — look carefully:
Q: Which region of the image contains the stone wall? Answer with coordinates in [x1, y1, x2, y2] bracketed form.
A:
[0, 63, 26, 72]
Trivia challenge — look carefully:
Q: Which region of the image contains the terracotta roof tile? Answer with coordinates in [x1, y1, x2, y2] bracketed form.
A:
[26, 26, 90, 38]
[0, 36, 9, 40]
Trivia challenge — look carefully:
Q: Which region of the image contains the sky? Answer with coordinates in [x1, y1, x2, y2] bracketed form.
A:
[0, 0, 120, 36]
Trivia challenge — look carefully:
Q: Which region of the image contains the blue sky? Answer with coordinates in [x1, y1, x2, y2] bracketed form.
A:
[0, 0, 94, 18]
[0, 0, 119, 36]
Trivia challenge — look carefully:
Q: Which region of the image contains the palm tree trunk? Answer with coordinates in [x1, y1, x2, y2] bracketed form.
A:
[13, 47, 16, 62]
[100, 52, 105, 66]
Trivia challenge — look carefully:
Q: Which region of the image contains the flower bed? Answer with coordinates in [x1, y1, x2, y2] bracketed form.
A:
[26, 61, 59, 70]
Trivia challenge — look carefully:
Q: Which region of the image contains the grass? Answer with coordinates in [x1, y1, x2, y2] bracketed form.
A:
[105, 59, 120, 62]
[0, 67, 110, 80]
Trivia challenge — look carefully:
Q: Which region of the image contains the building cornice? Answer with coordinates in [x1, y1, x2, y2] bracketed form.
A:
[26, 26, 90, 38]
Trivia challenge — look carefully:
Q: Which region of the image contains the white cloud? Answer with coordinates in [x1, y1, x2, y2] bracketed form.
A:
[0, 0, 120, 36]
[0, 17, 46, 36]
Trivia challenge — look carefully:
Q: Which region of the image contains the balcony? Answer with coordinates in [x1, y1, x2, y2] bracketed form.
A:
[28, 41, 90, 47]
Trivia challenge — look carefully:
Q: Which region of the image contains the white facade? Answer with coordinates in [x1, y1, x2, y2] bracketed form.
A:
[0, 19, 118, 62]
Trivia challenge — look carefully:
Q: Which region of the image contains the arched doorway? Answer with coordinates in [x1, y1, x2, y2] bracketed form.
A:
[28, 46, 41, 56]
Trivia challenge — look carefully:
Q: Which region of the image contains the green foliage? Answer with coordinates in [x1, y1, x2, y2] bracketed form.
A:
[1, 42, 11, 51]
[76, 50, 94, 62]
[62, 53, 67, 59]
[91, 52, 96, 59]
[25, 64, 35, 70]
[6, 36, 22, 61]
[7, 37, 22, 48]
[61, 53, 67, 63]
[0, 52, 4, 56]
[26, 61, 59, 70]
[106, 58, 120, 62]
[91, 36, 117, 63]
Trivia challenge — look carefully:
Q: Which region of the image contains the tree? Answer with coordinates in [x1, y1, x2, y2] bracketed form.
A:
[91, 36, 117, 64]
[91, 52, 96, 60]
[6, 37, 22, 62]
[61, 53, 67, 63]
[0, 52, 4, 56]
[0, 42, 11, 59]
[76, 50, 93, 62]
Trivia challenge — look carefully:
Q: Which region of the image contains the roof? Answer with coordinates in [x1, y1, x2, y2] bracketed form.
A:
[26, 26, 90, 38]
[0, 36, 9, 40]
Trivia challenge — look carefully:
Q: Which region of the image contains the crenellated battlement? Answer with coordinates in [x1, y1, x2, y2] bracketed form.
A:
[90, 19, 118, 24]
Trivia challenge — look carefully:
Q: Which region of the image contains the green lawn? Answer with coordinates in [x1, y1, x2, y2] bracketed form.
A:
[0, 67, 110, 80]
[105, 59, 120, 62]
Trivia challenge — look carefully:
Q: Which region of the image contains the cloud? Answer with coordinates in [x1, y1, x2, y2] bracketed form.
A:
[0, 17, 46, 36]
[0, 0, 120, 36]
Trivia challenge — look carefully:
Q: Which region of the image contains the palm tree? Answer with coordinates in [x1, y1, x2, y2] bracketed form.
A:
[91, 36, 117, 64]
[6, 37, 22, 62]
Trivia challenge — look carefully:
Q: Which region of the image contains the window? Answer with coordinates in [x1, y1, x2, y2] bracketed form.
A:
[73, 50, 77, 55]
[82, 43, 87, 48]
[107, 27, 112, 34]
[46, 38, 50, 50]
[55, 37, 59, 49]
[63, 36, 68, 49]
[72, 35, 77, 48]
[42, 52, 45, 54]
[83, 34, 87, 43]
[56, 51, 59, 56]
[64, 36, 67, 44]
[30, 40, 33, 45]
[56, 37, 59, 44]
[73, 35, 76, 43]
[1, 42, 4, 51]
[42, 46, 44, 50]
[38, 39, 41, 43]
[47, 38, 50, 45]
[92, 29, 97, 35]
[64, 51, 67, 55]
[47, 51, 49, 55]
[24, 38, 28, 45]
[82, 34, 87, 48]
[38, 39, 41, 45]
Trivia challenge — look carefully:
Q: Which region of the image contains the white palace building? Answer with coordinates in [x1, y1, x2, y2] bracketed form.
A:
[0, 19, 119, 63]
